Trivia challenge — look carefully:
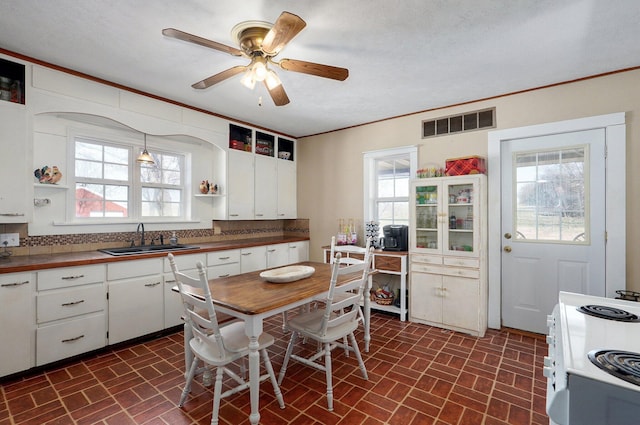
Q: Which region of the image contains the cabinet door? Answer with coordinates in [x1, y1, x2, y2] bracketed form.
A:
[442, 275, 480, 331]
[411, 180, 442, 252]
[255, 155, 277, 219]
[266, 243, 289, 268]
[277, 160, 297, 218]
[108, 275, 164, 344]
[240, 246, 267, 273]
[409, 272, 442, 323]
[443, 177, 479, 255]
[227, 150, 254, 219]
[0, 104, 29, 222]
[164, 272, 184, 328]
[0, 273, 33, 376]
[288, 241, 309, 263]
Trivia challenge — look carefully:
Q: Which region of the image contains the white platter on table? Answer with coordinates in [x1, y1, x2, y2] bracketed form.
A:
[260, 265, 315, 283]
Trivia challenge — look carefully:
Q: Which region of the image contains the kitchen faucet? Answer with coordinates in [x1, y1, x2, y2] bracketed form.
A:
[136, 222, 145, 246]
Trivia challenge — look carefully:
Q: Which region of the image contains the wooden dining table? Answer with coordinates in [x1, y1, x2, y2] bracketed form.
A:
[191, 261, 361, 425]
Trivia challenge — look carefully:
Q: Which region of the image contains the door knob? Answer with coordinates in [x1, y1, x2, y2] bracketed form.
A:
[504, 233, 512, 239]
[504, 246, 512, 253]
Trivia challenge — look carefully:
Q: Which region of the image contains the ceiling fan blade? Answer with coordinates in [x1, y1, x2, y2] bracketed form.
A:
[261, 12, 306, 55]
[263, 80, 290, 106]
[192, 66, 248, 89]
[162, 28, 244, 57]
[278, 59, 349, 81]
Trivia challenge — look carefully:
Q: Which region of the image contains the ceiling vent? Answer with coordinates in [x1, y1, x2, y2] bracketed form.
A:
[422, 107, 495, 138]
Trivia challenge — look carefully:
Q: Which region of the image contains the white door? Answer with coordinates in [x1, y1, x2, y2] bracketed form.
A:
[501, 129, 606, 333]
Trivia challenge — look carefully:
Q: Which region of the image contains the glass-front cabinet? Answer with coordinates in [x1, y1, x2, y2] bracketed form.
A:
[411, 175, 482, 255]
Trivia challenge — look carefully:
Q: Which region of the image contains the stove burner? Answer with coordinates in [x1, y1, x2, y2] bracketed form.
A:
[588, 349, 640, 386]
[577, 305, 640, 322]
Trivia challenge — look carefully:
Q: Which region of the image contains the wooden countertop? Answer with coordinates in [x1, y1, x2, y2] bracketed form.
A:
[0, 236, 309, 274]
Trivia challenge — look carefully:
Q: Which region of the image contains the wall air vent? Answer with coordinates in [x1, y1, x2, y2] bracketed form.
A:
[422, 107, 495, 138]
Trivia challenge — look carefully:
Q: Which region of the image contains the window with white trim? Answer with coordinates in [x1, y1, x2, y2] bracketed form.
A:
[73, 136, 185, 220]
[364, 146, 418, 229]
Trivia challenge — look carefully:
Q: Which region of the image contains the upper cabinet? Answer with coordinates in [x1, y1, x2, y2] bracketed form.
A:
[225, 124, 297, 220]
[0, 58, 29, 223]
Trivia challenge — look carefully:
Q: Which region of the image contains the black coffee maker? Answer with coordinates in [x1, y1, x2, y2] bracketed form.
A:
[381, 225, 409, 251]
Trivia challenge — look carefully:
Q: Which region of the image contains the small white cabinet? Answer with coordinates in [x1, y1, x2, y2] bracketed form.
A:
[0, 102, 29, 222]
[240, 245, 267, 273]
[288, 240, 309, 263]
[409, 175, 487, 337]
[36, 264, 106, 366]
[0, 272, 34, 376]
[227, 149, 255, 219]
[255, 155, 278, 219]
[163, 253, 207, 329]
[266, 243, 290, 268]
[107, 258, 164, 344]
[277, 160, 297, 218]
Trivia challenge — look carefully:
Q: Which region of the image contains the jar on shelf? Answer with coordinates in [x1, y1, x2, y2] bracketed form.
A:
[0, 77, 10, 101]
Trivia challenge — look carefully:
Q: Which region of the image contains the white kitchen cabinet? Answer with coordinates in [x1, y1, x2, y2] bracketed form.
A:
[163, 253, 207, 329]
[226, 124, 297, 220]
[0, 272, 34, 377]
[227, 149, 254, 219]
[0, 101, 29, 222]
[277, 159, 297, 219]
[107, 258, 164, 344]
[266, 243, 289, 268]
[240, 245, 267, 273]
[288, 240, 309, 263]
[35, 264, 106, 366]
[409, 174, 487, 336]
[255, 155, 277, 219]
[207, 249, 241, 279]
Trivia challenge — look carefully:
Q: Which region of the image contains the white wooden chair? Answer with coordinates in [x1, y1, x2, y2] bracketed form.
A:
[167, 253, 285, 424]
[277, 251, 373, 411]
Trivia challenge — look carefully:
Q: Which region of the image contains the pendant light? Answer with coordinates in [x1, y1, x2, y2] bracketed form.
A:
[137, 133, 154, 164]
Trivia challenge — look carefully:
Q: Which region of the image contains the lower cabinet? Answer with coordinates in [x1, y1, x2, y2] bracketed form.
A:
[288, 241, 309, 263]
[410, 254, 486, 337]
[267, 243, 290, 268]
[35, 265, 106, 366]
[107, 258, 164, 345]
[0, 272, 34, 376]
[163, 253, 207, 329]
[207, 249, 241, 279]
[240, 245, 267, 273]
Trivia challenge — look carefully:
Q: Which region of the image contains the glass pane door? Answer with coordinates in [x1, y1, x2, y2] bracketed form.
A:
[415, 183, 439, 249]
[446, 181, 475, 253]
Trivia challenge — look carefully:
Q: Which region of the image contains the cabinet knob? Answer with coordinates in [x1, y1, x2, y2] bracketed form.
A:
[504, 232, 512, 239]
[503, 246, 512, 253]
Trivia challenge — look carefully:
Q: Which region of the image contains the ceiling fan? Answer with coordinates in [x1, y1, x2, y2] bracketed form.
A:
[162, 11, 349, 106]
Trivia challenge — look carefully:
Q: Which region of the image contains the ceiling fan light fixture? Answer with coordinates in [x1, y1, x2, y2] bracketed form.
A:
[252, 57, 268, 81]
[265, 69, 282, 90]
[136, 134, 155, 164]
[240, 69, 257, 90]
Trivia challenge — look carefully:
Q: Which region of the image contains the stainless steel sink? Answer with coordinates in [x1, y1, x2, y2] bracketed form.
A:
[99, 244, 199, 256]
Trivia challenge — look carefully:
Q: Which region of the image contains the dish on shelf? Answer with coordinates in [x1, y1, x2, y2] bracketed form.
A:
[260, 265, 315, 283]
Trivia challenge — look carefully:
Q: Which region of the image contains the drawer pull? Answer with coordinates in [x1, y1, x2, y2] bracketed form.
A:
[145, 282, 161, 287]
[61, 299, 85, 307]
[218, 256, 230, 260]
[242, 252, 252, 256]
[218, 274, 230, 278]
[62, 335, 85, 343]
[61, 275, 85, 280]
[165, 279, 176, 284]
[0, 213, 25, 216]
[1, 280, 29, 287]
[268, 249, 276, 253]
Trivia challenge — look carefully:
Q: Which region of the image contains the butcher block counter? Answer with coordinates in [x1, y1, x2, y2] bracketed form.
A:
[0, 236, 309, 274]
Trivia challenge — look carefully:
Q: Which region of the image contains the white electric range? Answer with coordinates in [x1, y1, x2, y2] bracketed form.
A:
[545, 291, 640, 425]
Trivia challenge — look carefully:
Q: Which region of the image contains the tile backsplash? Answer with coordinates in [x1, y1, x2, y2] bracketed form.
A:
[0, 219, 309, 256]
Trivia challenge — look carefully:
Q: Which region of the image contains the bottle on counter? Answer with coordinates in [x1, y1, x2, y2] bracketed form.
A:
[170, 231, 178, 246]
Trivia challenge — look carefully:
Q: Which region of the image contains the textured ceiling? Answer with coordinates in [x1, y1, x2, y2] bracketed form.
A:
[0, 0, 639, 138]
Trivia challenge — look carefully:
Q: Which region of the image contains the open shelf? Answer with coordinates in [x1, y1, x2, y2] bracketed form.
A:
[0, 58, 25, 105]
[229, 124, 252, 152]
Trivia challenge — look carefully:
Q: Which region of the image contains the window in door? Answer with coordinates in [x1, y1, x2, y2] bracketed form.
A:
[514, 145, 588, 243]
